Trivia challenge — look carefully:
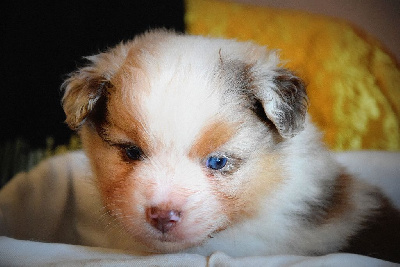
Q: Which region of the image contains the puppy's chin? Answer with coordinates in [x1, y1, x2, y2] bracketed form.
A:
[127, 225, 211, 253]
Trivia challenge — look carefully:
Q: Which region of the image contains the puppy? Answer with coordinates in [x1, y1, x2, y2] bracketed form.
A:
[62, 30, 400, 262]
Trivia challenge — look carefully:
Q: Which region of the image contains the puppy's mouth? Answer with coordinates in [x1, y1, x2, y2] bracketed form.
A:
[146, 218, 203, 247]
[141, 226, 207, 253]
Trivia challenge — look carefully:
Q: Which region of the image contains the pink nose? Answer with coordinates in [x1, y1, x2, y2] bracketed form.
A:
[146, 207, 181, 233]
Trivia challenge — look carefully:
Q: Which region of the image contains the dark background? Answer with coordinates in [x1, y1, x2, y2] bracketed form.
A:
[1, 1, 185, 148]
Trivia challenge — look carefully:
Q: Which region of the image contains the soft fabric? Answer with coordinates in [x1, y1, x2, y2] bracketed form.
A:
[1, 237, 396, 266]
[0, 151, 399, 265]
[185, 0, 400, 151]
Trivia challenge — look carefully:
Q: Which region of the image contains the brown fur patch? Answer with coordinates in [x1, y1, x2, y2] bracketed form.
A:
[97, 80, 154, 155]
[342, 192, 400, 263]
[214, 152, 285, 223]
[189, 121, 238, 159]
[241, 153, 285, 217]
[322, 173, 353, 223]
[80, 125, 143, 235]
[302, 173, 353, 225]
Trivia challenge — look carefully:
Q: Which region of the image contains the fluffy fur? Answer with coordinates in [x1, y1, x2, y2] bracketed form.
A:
[62, 30, 400, 262]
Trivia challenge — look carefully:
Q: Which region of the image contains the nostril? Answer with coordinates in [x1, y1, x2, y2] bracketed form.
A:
[148, 207, 180, 221]
[146, 207, 181, 233]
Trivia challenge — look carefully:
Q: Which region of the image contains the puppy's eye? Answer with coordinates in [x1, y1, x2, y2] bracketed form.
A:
[206, 156, 228, 170]
[124, 146, 144, 161]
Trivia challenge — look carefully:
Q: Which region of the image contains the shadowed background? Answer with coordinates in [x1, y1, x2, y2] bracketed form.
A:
[1, 1, 185, 148]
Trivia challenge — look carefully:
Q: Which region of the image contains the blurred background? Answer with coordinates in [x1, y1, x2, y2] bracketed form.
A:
[235, 0, 400, 62]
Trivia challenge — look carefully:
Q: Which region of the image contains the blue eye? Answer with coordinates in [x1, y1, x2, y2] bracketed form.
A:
[206, 156, 228, 170]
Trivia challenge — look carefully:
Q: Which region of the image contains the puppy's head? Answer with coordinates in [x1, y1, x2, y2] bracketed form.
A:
[62, 30, 308, 252]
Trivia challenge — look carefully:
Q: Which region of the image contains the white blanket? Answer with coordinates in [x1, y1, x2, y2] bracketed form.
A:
[0, 150, 399, 266]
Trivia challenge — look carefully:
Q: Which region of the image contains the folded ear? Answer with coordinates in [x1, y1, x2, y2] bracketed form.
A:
[254, 68, 309, 138]
[61, 45, 128, 130]
[218, 47, 308, 139]
[61, 65, 109, 130]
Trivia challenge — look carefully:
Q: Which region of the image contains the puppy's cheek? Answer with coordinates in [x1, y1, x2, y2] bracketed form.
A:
[177, 191, 229, 239]
[94, 157, 141, 223]
[99, 170, 148, 235]
[79, 126, 142, 218]
[95, 167, 155, 246]
[213, 153, 284, 222]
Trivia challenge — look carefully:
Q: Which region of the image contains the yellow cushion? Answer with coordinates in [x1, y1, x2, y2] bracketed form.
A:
[185, 0, 400, 151]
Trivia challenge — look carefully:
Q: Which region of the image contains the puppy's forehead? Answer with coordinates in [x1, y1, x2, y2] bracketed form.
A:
[110, 36, 235, 152]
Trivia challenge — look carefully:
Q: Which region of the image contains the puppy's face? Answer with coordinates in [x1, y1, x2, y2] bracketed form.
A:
[62, 31, 308, 252]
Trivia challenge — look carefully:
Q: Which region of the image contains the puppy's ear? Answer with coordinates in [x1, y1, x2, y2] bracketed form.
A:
[220, 54, 308, 138]
[61, 41, 132, 130]
[253, 68, 309, 138]
[61, 65, 109, 130]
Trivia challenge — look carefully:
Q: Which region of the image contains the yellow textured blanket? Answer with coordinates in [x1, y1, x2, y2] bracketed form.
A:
[185, 0, 400, 151]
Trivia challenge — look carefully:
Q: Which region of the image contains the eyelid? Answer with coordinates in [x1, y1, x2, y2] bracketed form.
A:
[96, 127, 138, 149]
[104, 139, 146, 159]
[207, 152, 231, 160]
[103, 138, 136, 149]
[114, 142, 138, 149]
